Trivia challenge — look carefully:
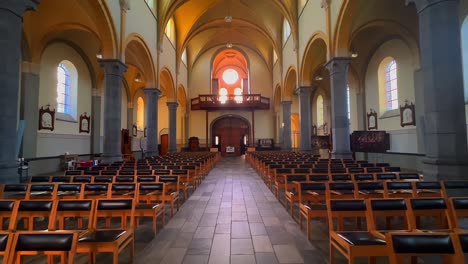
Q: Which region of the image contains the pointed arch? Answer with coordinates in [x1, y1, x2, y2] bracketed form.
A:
[123, 33, 157, 87]
[283, 66, 297, 99]
[160, 67, 176, 99]
[300, 32, 328, 86]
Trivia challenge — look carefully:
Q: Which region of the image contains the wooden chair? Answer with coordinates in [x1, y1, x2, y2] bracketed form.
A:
[109, 183, 136, 199]
[15, 200, 55, 231]
[384, 181, 414, 199]
[0, 200, 18, 231]
[414, 181, 444, 198]
[0, 184, 28, 200]
[0, 232, 13, 264]
[173, 169, 193, 201]
[448, 197, 468, 231]
[366, 198, 411, 237]
[398, 172, 421, 181]
[49, 199, 95, 231]
[135, 183, 165, 235]
[29, 176, 51, 183]
[355, 181, 385, 199]
[9, 231, 78, 264]
[297, 182, 327, 240]
[51, 176, 72, 183]
[56, 183, 83, 200]
[137, 176, 157, 183]
[327, 182, 356, 200]
[72, 176, 92, 184]
[26, 183, 57, 200]
[284, 175, 308, 217]
[77, 199, 135, 264]
[114, 176, 135, 183]
[157, 176, 180, 217]
[328, 199, 387, 264]
[386, 232, 463, 264]
[83, 183, 110, 199]
[443, 181, 468, 198]
[408, 198, 455, 231]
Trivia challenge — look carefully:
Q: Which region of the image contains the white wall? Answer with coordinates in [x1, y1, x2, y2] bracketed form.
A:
[37, 42, 92, 156]
[365, 39, 418, 153]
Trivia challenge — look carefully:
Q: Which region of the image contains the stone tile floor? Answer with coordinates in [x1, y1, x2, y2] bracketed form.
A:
[136, 156, 328, 264]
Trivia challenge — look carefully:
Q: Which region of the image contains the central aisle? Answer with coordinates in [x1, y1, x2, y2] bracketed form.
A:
[137, 156, 324, 264]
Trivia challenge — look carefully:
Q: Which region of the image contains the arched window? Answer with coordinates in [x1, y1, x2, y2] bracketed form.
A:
[219, 88, 228, 104]
[56, 61, 78, 119]
[137, 97, 145, 130]
[234, 88, 243, 103]
[346, 85, 351, 121]
[57, 63, 70, 114]
[283, 19, 291, 45]
[222, 69, 239, 85]
[384, 59, 398, 110]
[317, 95, 324, 126]
[181, 48, 187, 66]
[165, 17, 175, 45]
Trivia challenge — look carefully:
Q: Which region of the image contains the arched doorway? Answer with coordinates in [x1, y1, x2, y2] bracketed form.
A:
[211, 116, 250, 156]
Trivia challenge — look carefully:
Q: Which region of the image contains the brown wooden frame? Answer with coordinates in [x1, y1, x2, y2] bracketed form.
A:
[367, 109, 378, 130]
[38, 105, 55, 131]
[400, 101, 416, 127]
[79, 113, 91, 133]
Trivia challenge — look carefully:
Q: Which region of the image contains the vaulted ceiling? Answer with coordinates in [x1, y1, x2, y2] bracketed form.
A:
[159, 0, 297, 69]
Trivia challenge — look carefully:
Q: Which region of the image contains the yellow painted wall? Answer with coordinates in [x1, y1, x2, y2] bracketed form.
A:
[298, 1, 327, 62]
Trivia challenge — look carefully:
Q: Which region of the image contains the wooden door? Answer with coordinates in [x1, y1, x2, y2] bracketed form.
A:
[160, 134, 168, 156]
[212, 117, 249, 157]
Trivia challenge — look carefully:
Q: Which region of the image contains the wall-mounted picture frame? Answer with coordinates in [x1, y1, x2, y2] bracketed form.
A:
[400, 100, 416, 127]
[132, 124, 137, 137]
[79, 113, 90, 133]
[144, 127, 147, 138]
[38, 105, 55, 131]
[367, 109, 378, 130]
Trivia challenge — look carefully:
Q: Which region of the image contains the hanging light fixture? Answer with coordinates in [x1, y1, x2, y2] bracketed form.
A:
[134, 73, 142, 83]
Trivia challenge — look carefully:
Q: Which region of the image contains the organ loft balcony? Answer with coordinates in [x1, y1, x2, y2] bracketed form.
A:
[191, 94, 270, 111]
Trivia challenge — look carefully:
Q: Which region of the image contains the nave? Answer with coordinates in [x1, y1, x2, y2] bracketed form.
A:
[137, 156, 324, 264]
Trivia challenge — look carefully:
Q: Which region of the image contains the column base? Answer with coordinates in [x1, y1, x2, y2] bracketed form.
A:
[422, 158, 468, 181]
[331, 151, 353, 159]
[101, 154, 122, 163]
[0, 163, 20, 184]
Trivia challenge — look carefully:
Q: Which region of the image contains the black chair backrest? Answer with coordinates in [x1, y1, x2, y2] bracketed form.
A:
[348, 167, 365, 173]
[97, 199, 133, 210]
[328, 182, 354, 191]
[93, 176, 113, 183]
[51, 176, 71, 183]
[112, 183, 136, 192]
[286, 175, 307, 182]
[139, 183, 164, 192]
[367, 167, 383, 173]
[30, 176, 50, 183]
[15, 233, 75, 251]
[398, 173, 420, 180]
[294, 168, 310, 174]
[458, 234, 468, 253]
[65, 170, 82, 176]
[4, 184, 28, 192]
[330, 199, 366, 211]
[72, 176, 92, 183]
[300, 182, 326, 191]
[119, 170, 135, 175]
[357, 182, 384, 191]
[330, 168, 346, 173]
[415, 181, 442, 190]
[0, 200, 15, 212]
[0, 234, 9, 251]
[312, 168, 329, 173]
[101, 170, 118, 176]
[444, 181, 468, 189]
[353, 174, 374, 181]
[57, 184, 82, 193]
[137, 169, 153, 175]
[158, 176, 179, 183]
[172, 169, 188, 175]
[154, 169, 171, 175]
[376, 173, 397, 180]
[370, 199, 407, 211]
[331, 174, 351, 181]
[57, 200, 92, 211]
[84, 170, 101, 175]
[385, 166, 401, 172]
[309, 175, 329, 182]
[30, 184, 54, 192]
[451, 198, 468, 209]
[115, 176, 135, 183]
[84, 184, 108, 192]
[386, 181, 413, 190]
[19, 200, 53, 211]
[410, 198, 447, 210]
[137, 176, 157, 182]
[276, 168, 292, 174]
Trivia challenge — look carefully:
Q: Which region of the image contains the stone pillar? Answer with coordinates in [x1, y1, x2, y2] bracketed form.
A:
[296, 86, 314, 152]
[20, 62, 40, 159]
[144, 88, 161, 157]
[407, 0, 468, 180]
[91, 89, 102, 154]
[325, 57, 352, 159]
[0, 0, 40, 183]
[282, 101, 292, 151]
[127, 103, 133, 130]
[167, 102, 178, 153]
[99, 59, 127, 162]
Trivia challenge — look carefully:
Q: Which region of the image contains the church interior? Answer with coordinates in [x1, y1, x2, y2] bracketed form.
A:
[1, 0, 468, 263]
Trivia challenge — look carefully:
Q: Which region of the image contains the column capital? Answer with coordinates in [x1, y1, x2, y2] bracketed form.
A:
[167, 101, 179, 109]
[21, 61, 40, 75]
[0, 0, 40, 17]
[98, 59, 127, 76]
[406, 0, 457, 13]
[143, 88, 162, 96]
[325, 57, 352, 75]
[295, 86, 315, 96]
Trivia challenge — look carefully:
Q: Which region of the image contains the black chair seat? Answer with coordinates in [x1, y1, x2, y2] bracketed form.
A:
[136, 203, 160, 210]
[78, 230, 127, 243]
[337, 232, 386, 246]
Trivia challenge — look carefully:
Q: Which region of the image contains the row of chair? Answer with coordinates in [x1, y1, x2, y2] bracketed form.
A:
[323, 197, 468, 263]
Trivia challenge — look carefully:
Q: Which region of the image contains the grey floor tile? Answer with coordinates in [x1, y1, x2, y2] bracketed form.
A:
[256, 252, 280, 264]
[231, 238, 254, 255]
[250, 222, 267, 236]
[194, 226, 215, 239]
[160, 247, 187, 264]
[252, 235, 274, 252]
[231, 255, 256, 264]
[187, 238, 212, 255]
[273, 245, 304, 264]
[183, 254, 210, 264]
[232, 221, 251, 238]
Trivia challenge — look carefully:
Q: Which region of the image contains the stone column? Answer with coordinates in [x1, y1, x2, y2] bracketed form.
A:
[407, 0, 468, 180]
[296, 86, 314, 152]
[0, 0, 40, 183]
[167, 102, 179, 153]
[325, 57, 352, 159]
[144, 88, 161, 157]
[20, 62, 40, 159]
[91, 89, 102, 154]
[99, 59, 127, 162]
[282, 101, 292, 151]
[127, 103, 133, 131]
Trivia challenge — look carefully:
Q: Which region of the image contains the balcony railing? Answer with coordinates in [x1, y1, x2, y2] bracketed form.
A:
[191, 94, 270, 111]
